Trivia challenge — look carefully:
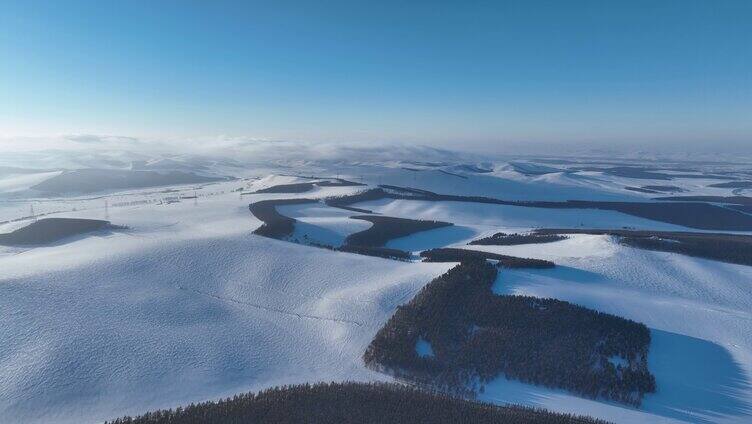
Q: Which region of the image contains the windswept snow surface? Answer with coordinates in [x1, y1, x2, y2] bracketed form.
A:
[2, 158, 752, 423]
[0, 185, 451, 423]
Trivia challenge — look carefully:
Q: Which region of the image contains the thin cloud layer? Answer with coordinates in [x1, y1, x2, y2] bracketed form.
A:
[0, 135, 473, 170]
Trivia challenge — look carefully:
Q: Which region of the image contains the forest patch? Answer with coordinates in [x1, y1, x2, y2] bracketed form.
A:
[105, 381, 610, 424]
[364, 260, 655, 406]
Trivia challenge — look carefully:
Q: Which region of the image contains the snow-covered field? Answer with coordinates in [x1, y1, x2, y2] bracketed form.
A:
[0, 186, 451, 423]
[278, 202, 372, 247]
[1, 153, 751, 423]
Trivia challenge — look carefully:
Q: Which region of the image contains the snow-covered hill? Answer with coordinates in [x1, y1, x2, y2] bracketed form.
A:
[0, 185, 451, 423]
[1, 153, 751, 423]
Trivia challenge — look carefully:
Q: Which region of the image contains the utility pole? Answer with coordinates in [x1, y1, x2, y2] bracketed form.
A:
[29, 203, 36, 221]
[104, 199, 109, 220]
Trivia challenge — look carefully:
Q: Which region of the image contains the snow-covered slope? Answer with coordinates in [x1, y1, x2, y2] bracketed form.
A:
[466, 236, 752, 424]
[0, 190, 451, 423]
[0, 170, 63, 194]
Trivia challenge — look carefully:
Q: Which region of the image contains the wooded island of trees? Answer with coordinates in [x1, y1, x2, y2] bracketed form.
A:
[364, 260, 656, 406]
[420, 247, 555, 268]
[469, 232, 568, 246]
[0, 218, 124, 246]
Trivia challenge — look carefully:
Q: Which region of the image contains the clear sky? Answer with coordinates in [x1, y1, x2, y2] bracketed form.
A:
[1, 0, 750, 151]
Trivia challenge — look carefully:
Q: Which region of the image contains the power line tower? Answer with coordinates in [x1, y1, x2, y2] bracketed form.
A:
[104, 199, 109, 220]
[194, 191, 198, 206]
[29, 203, 36, 221]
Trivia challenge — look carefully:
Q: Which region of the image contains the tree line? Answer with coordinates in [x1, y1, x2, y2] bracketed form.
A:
[469, 232, 568, 246]
[322, 185, 752, 231]
[253, 182, 315, 194]
[535, 228, 752, 267]
[249, 198, 317, 239]
[249, 199, 415, 260]
[420, 248, 555, 268]
[345, 215, 452, 247]
[105, 381, 610, 424]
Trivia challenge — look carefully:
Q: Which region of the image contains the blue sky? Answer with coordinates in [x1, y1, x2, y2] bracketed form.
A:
[1, 0, 750, 150]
